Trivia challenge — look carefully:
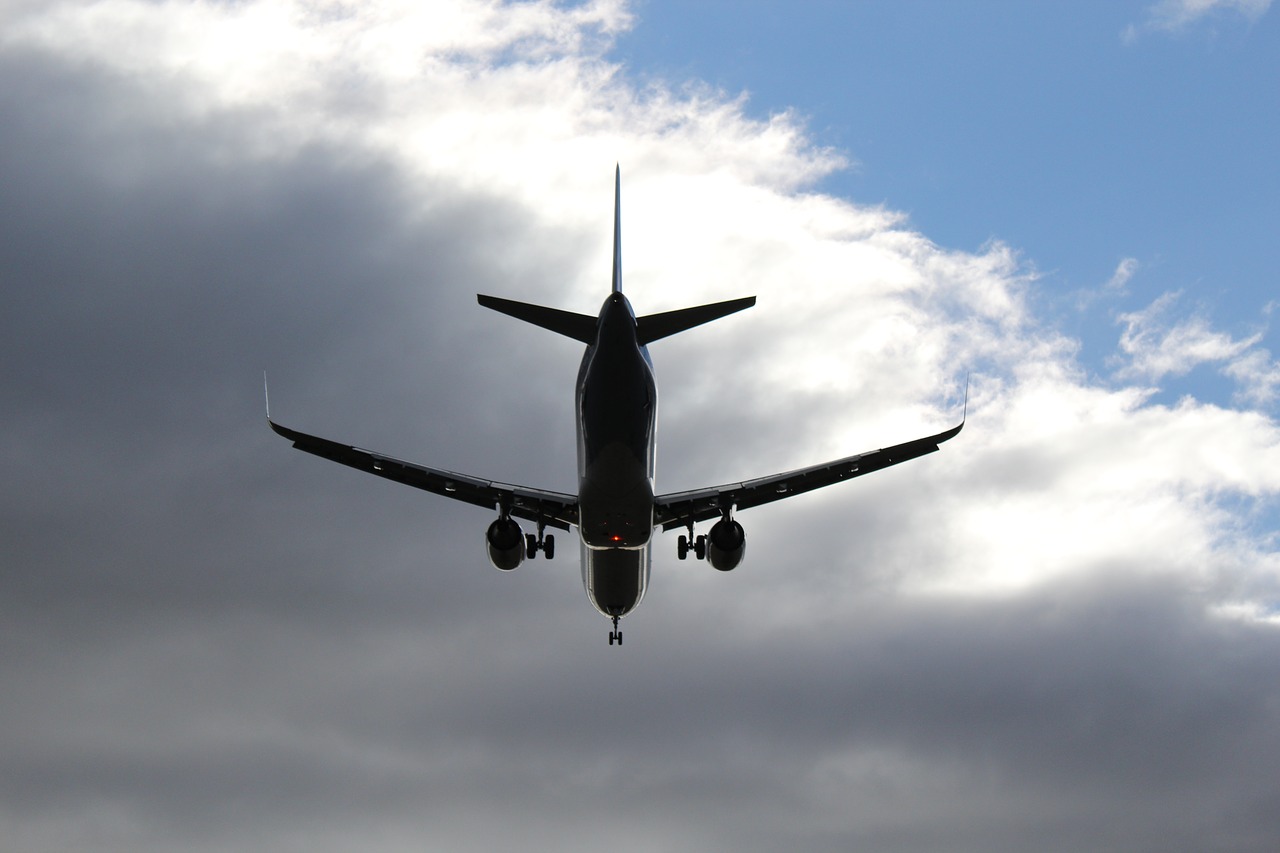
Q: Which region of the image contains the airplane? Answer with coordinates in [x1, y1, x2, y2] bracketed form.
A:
[268, 167, 964, 645]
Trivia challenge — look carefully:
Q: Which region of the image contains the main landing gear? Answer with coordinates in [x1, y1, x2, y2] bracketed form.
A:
[524, 523, 555, 560]
[608, 615, 622, 646]
[677, 527, 706, 561]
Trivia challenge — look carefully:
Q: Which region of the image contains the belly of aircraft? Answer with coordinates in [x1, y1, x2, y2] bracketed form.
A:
[578, 441, 654, 547]
[581, 542, 650, 618]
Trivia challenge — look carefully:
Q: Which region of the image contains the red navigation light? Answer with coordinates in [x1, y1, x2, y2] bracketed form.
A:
[611, 534, 622, 542]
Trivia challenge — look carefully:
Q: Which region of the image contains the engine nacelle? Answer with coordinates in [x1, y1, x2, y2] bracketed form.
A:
[486, 517, 525, 571]
[705, 518, 746, 572]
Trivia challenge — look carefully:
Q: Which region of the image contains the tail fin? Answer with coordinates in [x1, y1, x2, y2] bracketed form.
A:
[612, 164, 622, 294]
[476, 295, 597, 344]
[478, 166, 754, 345]
[611, 165, 754, 343]
[635, 296, 755, 345]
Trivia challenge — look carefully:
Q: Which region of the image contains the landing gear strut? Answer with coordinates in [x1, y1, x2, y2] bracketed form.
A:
[608, 615, 622, 646]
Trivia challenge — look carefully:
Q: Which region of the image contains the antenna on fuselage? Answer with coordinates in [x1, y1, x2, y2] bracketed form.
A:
[612, 164, 622, 294]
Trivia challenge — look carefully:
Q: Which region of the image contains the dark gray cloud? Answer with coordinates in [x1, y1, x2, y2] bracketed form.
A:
[3, 4, 1280, 853]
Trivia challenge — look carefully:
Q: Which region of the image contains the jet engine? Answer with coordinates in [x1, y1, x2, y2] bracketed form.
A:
[705, 517, 746, 572]
[486, 517, 525, 571]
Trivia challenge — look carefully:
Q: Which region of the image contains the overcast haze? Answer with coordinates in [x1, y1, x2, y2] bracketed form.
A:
[3, 1, 1280, 851]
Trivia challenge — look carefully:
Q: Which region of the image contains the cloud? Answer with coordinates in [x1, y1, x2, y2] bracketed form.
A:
[1124, 0, 1272, 40]
[2, 2, 1280, 852]
[1071, 256, 1139, 311]
[1147, 0, 1273, 29]
[1225, 348, 1280, 406]
[1106, 256, 1139, 292]
[1112, 291, 1280, 407]
[1114, 290, 1261, 381]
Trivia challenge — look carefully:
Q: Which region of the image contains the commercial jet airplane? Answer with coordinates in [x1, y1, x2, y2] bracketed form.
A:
[268, 167, 963, 644]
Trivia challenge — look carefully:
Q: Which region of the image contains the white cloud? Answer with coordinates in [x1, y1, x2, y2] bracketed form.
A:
[1147, 0, 1272, 29]
[1114, 290, 1262, 380]
[1225, 348, 1280, 406]
[1106, 256, 1139, 292]
[1111, 291, 1280, 409]
[1072, 256, 1139, 310]
[1125, 0, 1272, 40]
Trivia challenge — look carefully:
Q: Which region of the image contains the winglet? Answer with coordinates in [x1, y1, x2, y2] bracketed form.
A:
[264, 371, 291, 438]
[937, 372, 968, 442]
[612, 164, 622, 294]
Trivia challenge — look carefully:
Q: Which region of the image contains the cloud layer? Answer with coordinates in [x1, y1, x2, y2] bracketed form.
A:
[3, 2, 1279, 851]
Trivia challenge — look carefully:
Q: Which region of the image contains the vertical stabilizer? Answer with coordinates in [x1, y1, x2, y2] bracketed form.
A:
[612, 165, 622, 293]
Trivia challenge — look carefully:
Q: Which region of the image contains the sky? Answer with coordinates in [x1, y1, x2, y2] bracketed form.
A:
[2, 1, 1279, 851]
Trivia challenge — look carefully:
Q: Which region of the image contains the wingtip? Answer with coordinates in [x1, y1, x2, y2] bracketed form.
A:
[263, 372, 292, 439]
[947, 372, 969, 438]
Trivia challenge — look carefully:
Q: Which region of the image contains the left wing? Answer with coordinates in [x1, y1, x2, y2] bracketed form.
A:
[653, 421, 962, 531]
[268, 418, 578, 530]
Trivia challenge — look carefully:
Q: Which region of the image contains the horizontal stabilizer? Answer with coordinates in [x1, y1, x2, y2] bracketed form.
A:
[477, 294, 597, 344]
[635, 296, 756, 345]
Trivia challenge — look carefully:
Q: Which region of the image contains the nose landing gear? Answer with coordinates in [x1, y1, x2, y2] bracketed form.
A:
[608, 614, 622, 646]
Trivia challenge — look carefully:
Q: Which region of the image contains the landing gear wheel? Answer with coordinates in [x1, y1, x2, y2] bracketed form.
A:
[608, 615, 622, 646]
[677, 535, 689, 560]
[694, 535, 707, 561]
[524, 531, 554, 560]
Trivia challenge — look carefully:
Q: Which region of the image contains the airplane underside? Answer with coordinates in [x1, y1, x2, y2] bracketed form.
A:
[581, 543, 650, 645]
[267, 166, 963, 646]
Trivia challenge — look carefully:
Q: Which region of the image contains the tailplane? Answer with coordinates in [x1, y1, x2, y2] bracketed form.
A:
[635, 296, 755, 344]
[476, 295, 597, 344]
[477, 293, 756, 345]
[477, 166, 755, 344]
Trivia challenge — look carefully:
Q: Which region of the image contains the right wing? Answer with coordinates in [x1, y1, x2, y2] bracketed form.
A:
[268, 418, 579, 531]
[653, 421, 963, 531]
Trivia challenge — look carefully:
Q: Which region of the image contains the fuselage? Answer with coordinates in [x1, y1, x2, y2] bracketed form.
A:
[575, 291, 657, 619]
